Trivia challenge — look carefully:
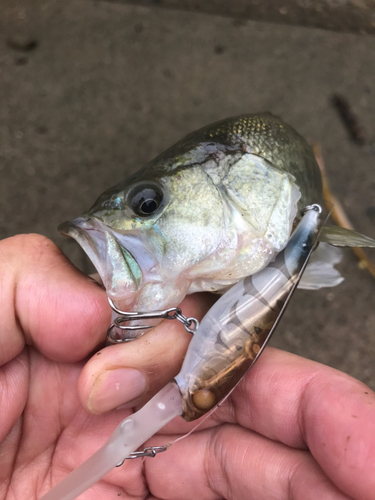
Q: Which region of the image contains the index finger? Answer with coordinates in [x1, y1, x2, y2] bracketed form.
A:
[0, 234, 110, 365]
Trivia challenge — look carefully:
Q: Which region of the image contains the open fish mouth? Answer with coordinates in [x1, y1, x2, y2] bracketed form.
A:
[58, 217, 143, 300]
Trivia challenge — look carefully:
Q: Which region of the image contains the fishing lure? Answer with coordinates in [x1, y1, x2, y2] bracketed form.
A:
[41, 204, 321, 500]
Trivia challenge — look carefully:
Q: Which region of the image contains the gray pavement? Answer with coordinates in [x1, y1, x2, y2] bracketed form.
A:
[0, 0, 374, 387]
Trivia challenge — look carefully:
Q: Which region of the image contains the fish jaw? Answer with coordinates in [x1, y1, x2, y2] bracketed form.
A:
[58, 217, 147, 305]
[59, 216, 194, 341]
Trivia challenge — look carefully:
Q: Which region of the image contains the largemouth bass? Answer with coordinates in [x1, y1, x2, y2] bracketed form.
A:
[59, 113, 374, 317]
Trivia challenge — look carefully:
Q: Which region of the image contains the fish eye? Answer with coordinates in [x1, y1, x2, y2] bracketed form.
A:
[128, 183, 164, 217]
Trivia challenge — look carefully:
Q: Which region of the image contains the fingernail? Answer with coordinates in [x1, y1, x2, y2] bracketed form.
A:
[88, 368, 147, 414]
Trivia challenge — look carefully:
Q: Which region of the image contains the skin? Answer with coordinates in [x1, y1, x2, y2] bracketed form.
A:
[1, 234, 375, 500]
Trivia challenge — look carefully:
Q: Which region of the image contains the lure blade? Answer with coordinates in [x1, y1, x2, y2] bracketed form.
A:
[175, 206, 322, 421]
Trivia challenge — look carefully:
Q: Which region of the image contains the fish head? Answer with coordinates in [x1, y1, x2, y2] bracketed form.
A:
[59, 174, 167, 310]
[59, 113, 319, 313]
[58, 161, 230, 311]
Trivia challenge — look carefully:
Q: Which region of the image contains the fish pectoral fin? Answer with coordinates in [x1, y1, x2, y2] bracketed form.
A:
[298, 242, 344, 290]
[319, 226, 375, 248]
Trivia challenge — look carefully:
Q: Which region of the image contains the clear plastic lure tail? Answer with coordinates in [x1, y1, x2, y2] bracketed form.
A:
[40, 205, 321, 500]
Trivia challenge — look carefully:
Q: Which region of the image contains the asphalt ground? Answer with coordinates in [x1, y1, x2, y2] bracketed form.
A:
[0, 0, 374, 388]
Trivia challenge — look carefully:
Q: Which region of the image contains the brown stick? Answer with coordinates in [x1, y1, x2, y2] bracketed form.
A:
[313, 143, 375, 279]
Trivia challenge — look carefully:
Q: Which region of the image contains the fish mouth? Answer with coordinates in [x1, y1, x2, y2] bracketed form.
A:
[58, 217, 144, 301]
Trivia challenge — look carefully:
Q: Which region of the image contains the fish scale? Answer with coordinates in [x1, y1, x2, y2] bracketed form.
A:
[157, 113, 323, 208]
[146, 114, 320, 194]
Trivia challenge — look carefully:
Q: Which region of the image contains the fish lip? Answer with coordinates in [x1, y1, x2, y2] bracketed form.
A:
[58, 217, 143, 300]
[58, 218, 107, 282]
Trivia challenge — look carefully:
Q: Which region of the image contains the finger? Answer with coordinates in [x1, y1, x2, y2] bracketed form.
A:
[142, 425, 352, 500]
[218, 347, 375, 500]
[0, 350, 28, 443]
[78, 293, 215, 414]
[0, 234, 110, 364]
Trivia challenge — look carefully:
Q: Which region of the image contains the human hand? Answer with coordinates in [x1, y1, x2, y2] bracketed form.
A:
[1, 234, 374, 500]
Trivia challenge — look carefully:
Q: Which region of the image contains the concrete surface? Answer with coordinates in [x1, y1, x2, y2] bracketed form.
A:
[111, 0, 375, 35]
[0, 0, 374, 388]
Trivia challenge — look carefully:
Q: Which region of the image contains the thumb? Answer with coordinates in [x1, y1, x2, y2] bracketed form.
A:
[0, 234, 110, 365]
